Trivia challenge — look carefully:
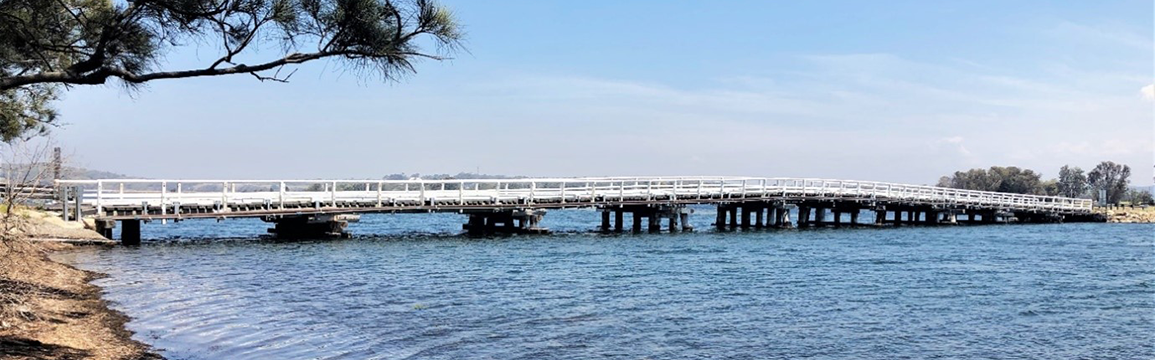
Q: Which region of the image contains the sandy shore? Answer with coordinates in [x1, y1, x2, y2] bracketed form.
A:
[0, 209, 161, 360]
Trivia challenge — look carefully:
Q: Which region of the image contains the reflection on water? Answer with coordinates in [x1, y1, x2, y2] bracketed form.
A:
[62, 209, 1155, 359]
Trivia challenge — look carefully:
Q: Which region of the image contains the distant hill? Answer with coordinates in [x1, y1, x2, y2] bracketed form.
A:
[1, 164, 131, 186]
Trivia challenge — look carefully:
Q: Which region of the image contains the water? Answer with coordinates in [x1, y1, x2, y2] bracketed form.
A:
[59, 208, 1155, 359]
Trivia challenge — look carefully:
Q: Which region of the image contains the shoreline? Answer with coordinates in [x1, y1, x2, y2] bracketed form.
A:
[0, 210, 163, 360]
[1095, 206, 1155, 223]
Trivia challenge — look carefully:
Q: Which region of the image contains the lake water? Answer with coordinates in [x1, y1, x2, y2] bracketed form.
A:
[59, 207, 1154, 359]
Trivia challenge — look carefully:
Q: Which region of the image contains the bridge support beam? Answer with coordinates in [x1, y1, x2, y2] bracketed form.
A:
[849, 210, 859, 225]
[120, 219, 141, 246]
[601, 211, 611, 232]
[266, 214, 359, 239]
[754, 207, 764, 228]
[615, 210, 624, 232]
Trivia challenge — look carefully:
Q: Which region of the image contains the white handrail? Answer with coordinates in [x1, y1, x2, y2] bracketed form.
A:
[55, 176, 1095, 215]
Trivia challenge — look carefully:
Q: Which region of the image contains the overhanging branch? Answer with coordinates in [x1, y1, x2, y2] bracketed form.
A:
[0, 50, 442, 90]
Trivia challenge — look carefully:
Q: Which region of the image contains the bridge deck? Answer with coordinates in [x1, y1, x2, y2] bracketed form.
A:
[55, 177, 1093, 221]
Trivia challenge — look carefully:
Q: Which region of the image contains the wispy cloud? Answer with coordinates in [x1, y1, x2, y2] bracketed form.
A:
[470, 49, 1150, 181]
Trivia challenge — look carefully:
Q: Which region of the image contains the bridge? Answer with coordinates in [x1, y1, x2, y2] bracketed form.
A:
[54, 177, 1094, 244]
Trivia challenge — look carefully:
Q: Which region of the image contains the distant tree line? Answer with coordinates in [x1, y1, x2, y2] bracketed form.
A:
[937, 161, 1152, 206]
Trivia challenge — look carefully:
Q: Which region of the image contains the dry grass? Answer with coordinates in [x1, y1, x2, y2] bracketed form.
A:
[0, 214, 161, 360]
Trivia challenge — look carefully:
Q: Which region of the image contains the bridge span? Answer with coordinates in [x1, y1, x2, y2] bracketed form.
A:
[54, 177, 1095, 245]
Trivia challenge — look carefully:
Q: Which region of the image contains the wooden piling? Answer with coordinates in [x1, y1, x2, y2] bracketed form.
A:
[121, 219, 141, 246]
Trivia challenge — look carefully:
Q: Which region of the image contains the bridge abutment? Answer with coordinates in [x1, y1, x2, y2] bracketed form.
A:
[94, 219, 115, 240]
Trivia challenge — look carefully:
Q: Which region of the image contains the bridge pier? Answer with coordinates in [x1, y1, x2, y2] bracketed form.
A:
[121, 219, 141, 246]
[606, 205, 691, 233]
[464, 210, 547, 235]
[754, 207, 764, 228]
[615, 210, 624, 232]
[266, 214, 359, 239]
[601, 211, 611, 231]
[849, 210, 859, 225]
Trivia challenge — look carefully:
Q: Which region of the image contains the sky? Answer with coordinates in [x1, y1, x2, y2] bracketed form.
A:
[48, 0, 1154, 185]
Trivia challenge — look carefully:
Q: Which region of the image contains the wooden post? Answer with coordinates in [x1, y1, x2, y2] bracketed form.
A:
[754, 206, 764, 228]
[121, 219, 141, 246]
[60, 187, 70, 221]
[729, 207, 738, 228]
[52, 147, 61, 182]
[680, 212, 691, 231]
[633, 211, 643, 232]
[648, 213, 660, 232]
[72, 186, 81, 222]
[716, 205, 727, 229]
[668, 211, 679, 232]
[614, 209, 624, 232]
[875, 210, 884, 226]
[850, 210, 860, 225]
[600, 210, 611, 231]
[740, 207, 751, 228]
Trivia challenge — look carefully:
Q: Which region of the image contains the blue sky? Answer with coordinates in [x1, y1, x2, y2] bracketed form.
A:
[51, 0, 1153, 184]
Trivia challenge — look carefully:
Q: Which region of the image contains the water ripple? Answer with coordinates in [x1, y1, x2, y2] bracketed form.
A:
[62, 211, 1155, 359]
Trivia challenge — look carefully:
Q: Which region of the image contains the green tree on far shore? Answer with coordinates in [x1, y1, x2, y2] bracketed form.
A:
[1088, 161, 1131, 205]
[936, 166, 1045, 195]
[1125, 189, 1154, 205]
[1056, 165, 1088, 198]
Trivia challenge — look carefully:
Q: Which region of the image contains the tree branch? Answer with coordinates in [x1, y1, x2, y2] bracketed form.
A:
[0, 49, 445, 89]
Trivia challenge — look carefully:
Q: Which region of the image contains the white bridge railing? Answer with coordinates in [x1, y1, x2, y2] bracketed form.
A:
[55, 177, 1094, 216]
